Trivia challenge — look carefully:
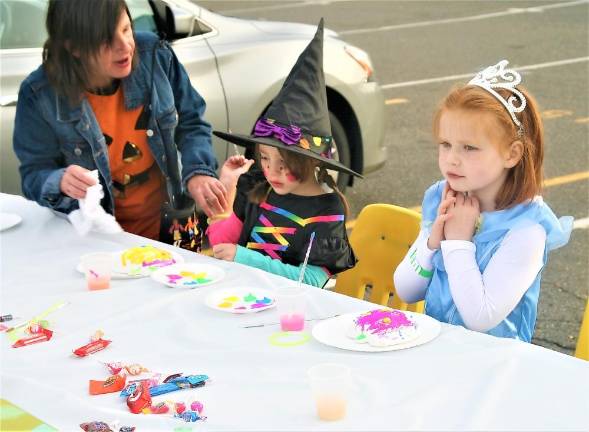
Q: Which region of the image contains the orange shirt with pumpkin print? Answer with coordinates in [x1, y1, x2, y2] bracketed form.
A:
[87, 87, 165, 240]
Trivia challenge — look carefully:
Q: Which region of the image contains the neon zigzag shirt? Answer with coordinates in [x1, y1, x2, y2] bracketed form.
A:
[246, 202, 344, 260]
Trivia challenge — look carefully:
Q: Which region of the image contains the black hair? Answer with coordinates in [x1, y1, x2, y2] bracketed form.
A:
[43, 0, 136, 102]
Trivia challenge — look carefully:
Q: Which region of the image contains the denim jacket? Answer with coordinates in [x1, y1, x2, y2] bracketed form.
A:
[13, 32, 217, 215]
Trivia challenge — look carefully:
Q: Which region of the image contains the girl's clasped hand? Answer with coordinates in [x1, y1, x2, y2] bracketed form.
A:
[429, 183, 481, 250]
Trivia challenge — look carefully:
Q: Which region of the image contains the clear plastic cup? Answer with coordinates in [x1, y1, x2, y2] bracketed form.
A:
[276, 285, 307, 331]
[307, 363, 351, 421]
[80, 252, 113, 290]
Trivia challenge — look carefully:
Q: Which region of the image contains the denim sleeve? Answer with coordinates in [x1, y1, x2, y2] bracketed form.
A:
[234, 246, 329, 288]
[161, 43, 218, 184]
[13, 86, 77, 213]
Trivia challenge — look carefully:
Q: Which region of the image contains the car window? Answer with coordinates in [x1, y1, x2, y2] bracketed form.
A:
[0, 0, 158, 50]
[0, 0, 47, 49]
[127, 0, 158, 33]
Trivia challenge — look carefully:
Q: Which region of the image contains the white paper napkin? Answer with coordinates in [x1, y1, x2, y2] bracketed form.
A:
[68, 170, 122, 235]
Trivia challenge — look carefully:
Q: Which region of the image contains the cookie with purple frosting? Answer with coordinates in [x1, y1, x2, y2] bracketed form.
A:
[347, 309, 419, 347]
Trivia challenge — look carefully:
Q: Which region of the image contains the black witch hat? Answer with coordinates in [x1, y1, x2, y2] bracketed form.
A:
[213, 19, 362, 178]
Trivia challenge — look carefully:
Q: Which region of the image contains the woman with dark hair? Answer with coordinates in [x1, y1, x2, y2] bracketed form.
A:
[13, 0, 227, 241]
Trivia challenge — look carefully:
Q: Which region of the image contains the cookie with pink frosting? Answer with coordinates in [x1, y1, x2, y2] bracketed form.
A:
[347, 309, 419, 347]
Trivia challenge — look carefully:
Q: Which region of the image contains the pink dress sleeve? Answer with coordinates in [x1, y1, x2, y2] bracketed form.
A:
[206, 212, 244, 245]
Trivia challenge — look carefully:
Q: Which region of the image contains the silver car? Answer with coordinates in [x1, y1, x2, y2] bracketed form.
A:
[0, 0, 386, 195]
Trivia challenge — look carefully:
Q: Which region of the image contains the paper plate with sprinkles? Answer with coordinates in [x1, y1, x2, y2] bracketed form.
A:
[151, 263, 226, 288]
[205, 287, 276, 314]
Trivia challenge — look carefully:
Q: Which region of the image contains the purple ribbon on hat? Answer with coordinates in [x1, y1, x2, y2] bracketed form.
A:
[254, 119, 301, 145]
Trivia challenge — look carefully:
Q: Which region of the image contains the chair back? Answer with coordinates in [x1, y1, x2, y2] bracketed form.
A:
[574, 299, 589, 361]
[335, 204, 424, 312]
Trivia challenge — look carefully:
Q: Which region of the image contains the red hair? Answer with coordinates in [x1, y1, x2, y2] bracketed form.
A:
[433, 85, 544, 209]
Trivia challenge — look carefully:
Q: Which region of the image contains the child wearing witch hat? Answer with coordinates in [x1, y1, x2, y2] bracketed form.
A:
[207, 19, 359, 288]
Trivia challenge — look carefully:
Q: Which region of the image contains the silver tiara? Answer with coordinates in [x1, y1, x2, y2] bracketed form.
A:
[468, 60, 526, 136]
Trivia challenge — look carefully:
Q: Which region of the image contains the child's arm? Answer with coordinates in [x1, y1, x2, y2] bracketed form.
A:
[394, 230, 436, 303]
[218, 155, 254, 213]
[207, 212, 244, 245]
[213, 244, 329, 288]
[236, 246, 330, 287]
[443, 224, 546, 332]
[206, 156, 254, 244]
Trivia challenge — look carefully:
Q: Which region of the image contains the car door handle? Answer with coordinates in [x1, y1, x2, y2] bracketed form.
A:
[0, 95, 18, 107]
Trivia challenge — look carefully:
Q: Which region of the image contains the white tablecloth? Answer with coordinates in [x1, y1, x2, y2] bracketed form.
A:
[1, 193, 588, 431]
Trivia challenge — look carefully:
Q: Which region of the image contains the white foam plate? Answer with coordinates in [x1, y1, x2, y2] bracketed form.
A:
[151, 263, 226, 288]
[0, 213, 22, 232]
[312, 310, 441, 352]
[205, 287, 276, 314]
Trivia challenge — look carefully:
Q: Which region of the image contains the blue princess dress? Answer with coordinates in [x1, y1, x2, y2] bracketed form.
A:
[421, 181, 573, 342]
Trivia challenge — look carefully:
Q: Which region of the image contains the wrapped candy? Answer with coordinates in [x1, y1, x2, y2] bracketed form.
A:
[89, 374, 126, 395]
[126, 381, 151, 414]
[79, 422, 135, 432]
[79, 422, 113, 432]
[73, 331, 111, 357]
[145, 401, 170, 414]
[102, 361, 148, 376]
[12, 327, 53, 348]
[74, 339, 111, 357]
[175, 410, 204, 422]
[191, 401, 204, 414]
[149, 374, 208, 396]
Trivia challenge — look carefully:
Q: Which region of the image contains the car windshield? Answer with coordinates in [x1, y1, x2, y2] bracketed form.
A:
[0, 0, 157, 50]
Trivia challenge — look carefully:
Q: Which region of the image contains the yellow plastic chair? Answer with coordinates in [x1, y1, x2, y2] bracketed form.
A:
[574, 299, 589, 361]
[335, 204, 425, 312]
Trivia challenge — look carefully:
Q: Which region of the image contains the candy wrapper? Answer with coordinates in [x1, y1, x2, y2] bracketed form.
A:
[79, 421, 135, 431]
[127, 381, 152, 414]
[74, 339, 112, 357]
[89, 374, 127, 395]
[12, 326, 53, 348]
[149, 374, 208, 396]
[103, 361, 149, 376]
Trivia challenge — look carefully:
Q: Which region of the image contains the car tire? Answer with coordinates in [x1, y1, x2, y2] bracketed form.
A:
[329, 112, 351, 193]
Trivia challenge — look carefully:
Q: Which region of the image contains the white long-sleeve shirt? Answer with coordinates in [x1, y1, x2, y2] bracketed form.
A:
[394, 224, 546, 332]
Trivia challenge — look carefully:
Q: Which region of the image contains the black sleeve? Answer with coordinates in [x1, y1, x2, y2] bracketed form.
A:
[305, 221, 357, 275]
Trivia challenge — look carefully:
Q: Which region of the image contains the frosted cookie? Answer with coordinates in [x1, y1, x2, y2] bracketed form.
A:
[347, 309, 419, 347]
[120, 245, 176, 274]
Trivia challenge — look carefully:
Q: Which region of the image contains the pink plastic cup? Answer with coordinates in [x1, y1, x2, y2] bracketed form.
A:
[276, 285, 307, 331]
[80, 253, 113, 291]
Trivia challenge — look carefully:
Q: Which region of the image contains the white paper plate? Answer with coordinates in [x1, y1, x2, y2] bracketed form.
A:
[0, 212, 22, 232]
[312, 310, 441, 352]
[151, 263, 225, 288]
[77, 246, 184, 279]
[205, 287, 276, 314]
[76, 259, 141, 280]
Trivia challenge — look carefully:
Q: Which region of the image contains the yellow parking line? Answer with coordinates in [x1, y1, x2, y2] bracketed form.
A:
[385, 98, 409, 105]
[575, 117, 589, 124]
[544, 171, 589, 187]
[345, 170, 589, 229]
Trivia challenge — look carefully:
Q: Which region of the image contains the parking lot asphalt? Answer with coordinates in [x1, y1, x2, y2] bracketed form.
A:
[198, 0, 589, 355]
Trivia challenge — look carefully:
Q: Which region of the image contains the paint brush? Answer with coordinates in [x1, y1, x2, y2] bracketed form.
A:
[297, 232, 316, 288]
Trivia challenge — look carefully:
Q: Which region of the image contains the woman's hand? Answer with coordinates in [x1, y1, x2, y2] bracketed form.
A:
[427, 183, 456, 250]
[220, 155, 254, 189]
[443, 192, 480, 241]
[187, 175, 228, 217]
[59, 165, 97, 199]
[212, 243, 237, 261]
